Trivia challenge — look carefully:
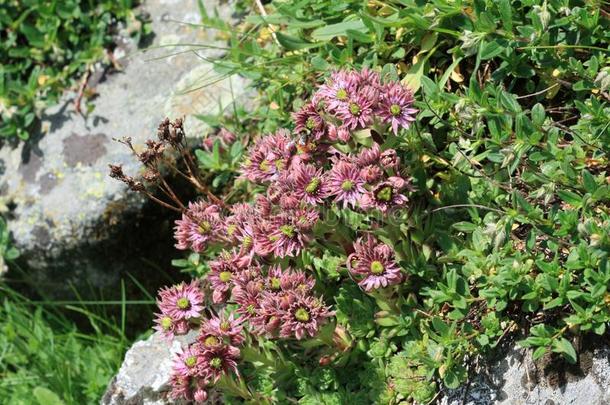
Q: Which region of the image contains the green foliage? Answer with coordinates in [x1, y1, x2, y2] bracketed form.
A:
[0, 217, 19, 273]
[0, 287, 129, 404]
[177, 0, 609, 402]
[0, 0, 147, 140]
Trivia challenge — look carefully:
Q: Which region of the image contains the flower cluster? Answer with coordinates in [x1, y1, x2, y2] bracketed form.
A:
[241, 69, 416, 214]
[169, 312, 244, 402]
[305, 68, 417, 139]
[158, 68, 416, 401]
[234, 265, 333, 340]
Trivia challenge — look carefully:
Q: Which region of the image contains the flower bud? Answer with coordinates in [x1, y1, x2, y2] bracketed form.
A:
[380, 149, 400, 170]
[194, 388, 208, 403]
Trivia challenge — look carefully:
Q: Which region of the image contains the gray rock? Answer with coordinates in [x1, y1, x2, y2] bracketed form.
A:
[441, 340, 610, 405]
[0, 0, 250, 295]
[102, 331, 198, 405]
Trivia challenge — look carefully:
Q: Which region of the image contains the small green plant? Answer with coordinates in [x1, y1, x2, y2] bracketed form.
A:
[0, 0, 148, 140]
[0, 286, 131, 404]
[0, 217, 19, 274]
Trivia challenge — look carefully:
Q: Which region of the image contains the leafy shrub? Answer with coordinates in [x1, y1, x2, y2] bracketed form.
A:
[112, 0, 609, 402]
[0, 0, 146, 140]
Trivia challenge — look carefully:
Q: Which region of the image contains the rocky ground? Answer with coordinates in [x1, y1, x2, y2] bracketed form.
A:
[442, 336, 610, 405]
[102, 331, 198, 405]
[0, 0, 248, 297]
[103, 332, 610, 405]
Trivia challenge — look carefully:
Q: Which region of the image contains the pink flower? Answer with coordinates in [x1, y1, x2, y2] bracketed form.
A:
[327, 124, 351, 142]
[250, 293, 284, 337]
[202, 128, 236, 152]
[289, 163, 329, 205]
[292, 207, 319, 232]
[219, 128, 237, 144]
[201, 344, 240, 383]
[169, 374, 191, 400]
[326, 160, 366, 208]
[279, 267, 315, 294]
[233, 279, 263, 318]
[174, 201, 223, 252]
[293, 101, 326, 141]
[358, 68, 381, 88]
[193, 388, 208, 403]
[380, 148, 400, 170]
[241, 129, 294, 183]
[337, 94, 374, 130]
[360, 165, 383, 183]
[207, 250, 250, 303]
[347, 235, 403, 291]
[376, 82, 417, 134]
[201, 312, 245, 346]
[253, 220, 276, 257]
[153, 313, 190, 340]
[279, 294, 333, 340]
[355, 143, 381, 166]
[359, 178, 409, 212]
[172, 345, 204, 378]
[315, 70, 358, 111]
[268, 214, 313, 258]
[157, 280, 205, 320]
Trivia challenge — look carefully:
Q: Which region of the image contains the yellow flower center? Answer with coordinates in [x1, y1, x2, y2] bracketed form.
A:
[177, 297, 190, 309]
[204, 335, 219, 347]
[376, 186, 393, 202]
[242, 235, 253, 249]
[306, 117, 316, 129]
[370, 260, 385, 274]
[226, 224, 237, 236]
[259, 160, 270, 172]
[390, 104, 401, 116]
[198, 221, 211, 234]
[280, 225, 295, 238]
[160, 316, 172, 330]
[219, 271, 232, 283]
[270, 277, 281, 290]
[341, 180, 353, 191]
[295, 307, 310, 322]
[185, 356, 197, 368]
[305, 177, 320, 194]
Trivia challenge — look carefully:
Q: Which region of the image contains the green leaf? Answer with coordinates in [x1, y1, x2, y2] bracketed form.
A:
[401, 57, 426, 93]
[33, 387, 65, 405]
[497, 0, 513, 31]
[531, 103, 546, 127]
[311, 19, 368, 41]
[311, 55, 329, 70]
[552, 338, 577, 364]
[480, 40, 504, 60]
[275, 32, 319, 51]
[500, 91, 521, 113]
[582, 170, 596, 194]
[452, 222, 477, 232]
[532, 346, 547, 360]
[195, 149, 214, 168]
[557, 190, 582, 207]
[443, 370, 460, 389]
